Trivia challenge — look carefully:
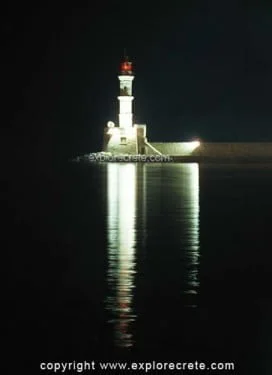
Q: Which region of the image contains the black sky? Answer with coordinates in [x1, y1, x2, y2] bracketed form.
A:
[4, 1, 272, 162]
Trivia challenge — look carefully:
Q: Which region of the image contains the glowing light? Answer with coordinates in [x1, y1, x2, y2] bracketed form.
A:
[121, 62, 133, 73]
[191, 140, 200, 149]
[107, 121, 115, 128]
[178, 141, 201, 154]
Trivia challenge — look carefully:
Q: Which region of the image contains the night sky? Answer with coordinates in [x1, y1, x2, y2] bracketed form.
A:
[4, 2, 272, 163]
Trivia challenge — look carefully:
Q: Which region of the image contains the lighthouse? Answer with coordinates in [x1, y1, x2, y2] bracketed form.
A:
[103, 56, 149, 155]
[118, 58, 134, 129]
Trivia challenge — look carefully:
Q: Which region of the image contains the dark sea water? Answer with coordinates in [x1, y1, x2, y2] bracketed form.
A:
[8, 162, 272, 373]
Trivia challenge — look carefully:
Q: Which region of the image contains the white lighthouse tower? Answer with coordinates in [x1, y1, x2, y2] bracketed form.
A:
[103, 56, 148, 155]
[118, 57, 134, 128]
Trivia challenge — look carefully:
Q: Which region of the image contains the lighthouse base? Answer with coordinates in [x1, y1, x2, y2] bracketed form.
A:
[103, 124, 147, 155]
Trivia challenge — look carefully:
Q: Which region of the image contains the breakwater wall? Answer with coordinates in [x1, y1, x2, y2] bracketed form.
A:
[149, 142, 272, 161]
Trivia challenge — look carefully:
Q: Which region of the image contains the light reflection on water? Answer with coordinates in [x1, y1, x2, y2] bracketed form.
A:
[106, 163, 137, 348]
[106, 163, 199, 348]
[182, 163, 200, 305]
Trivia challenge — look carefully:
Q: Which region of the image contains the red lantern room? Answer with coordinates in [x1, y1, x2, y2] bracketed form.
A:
[120, 59, 133, 75]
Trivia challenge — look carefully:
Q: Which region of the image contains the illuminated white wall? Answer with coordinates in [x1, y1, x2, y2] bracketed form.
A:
[149, 142, 201, 156]
[118, 97, 134, 128]
[106, 163, 137, 348]
[119, 97, 134, 114]
[118, 113, 133, 129]
[105, 127, 137, 154]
